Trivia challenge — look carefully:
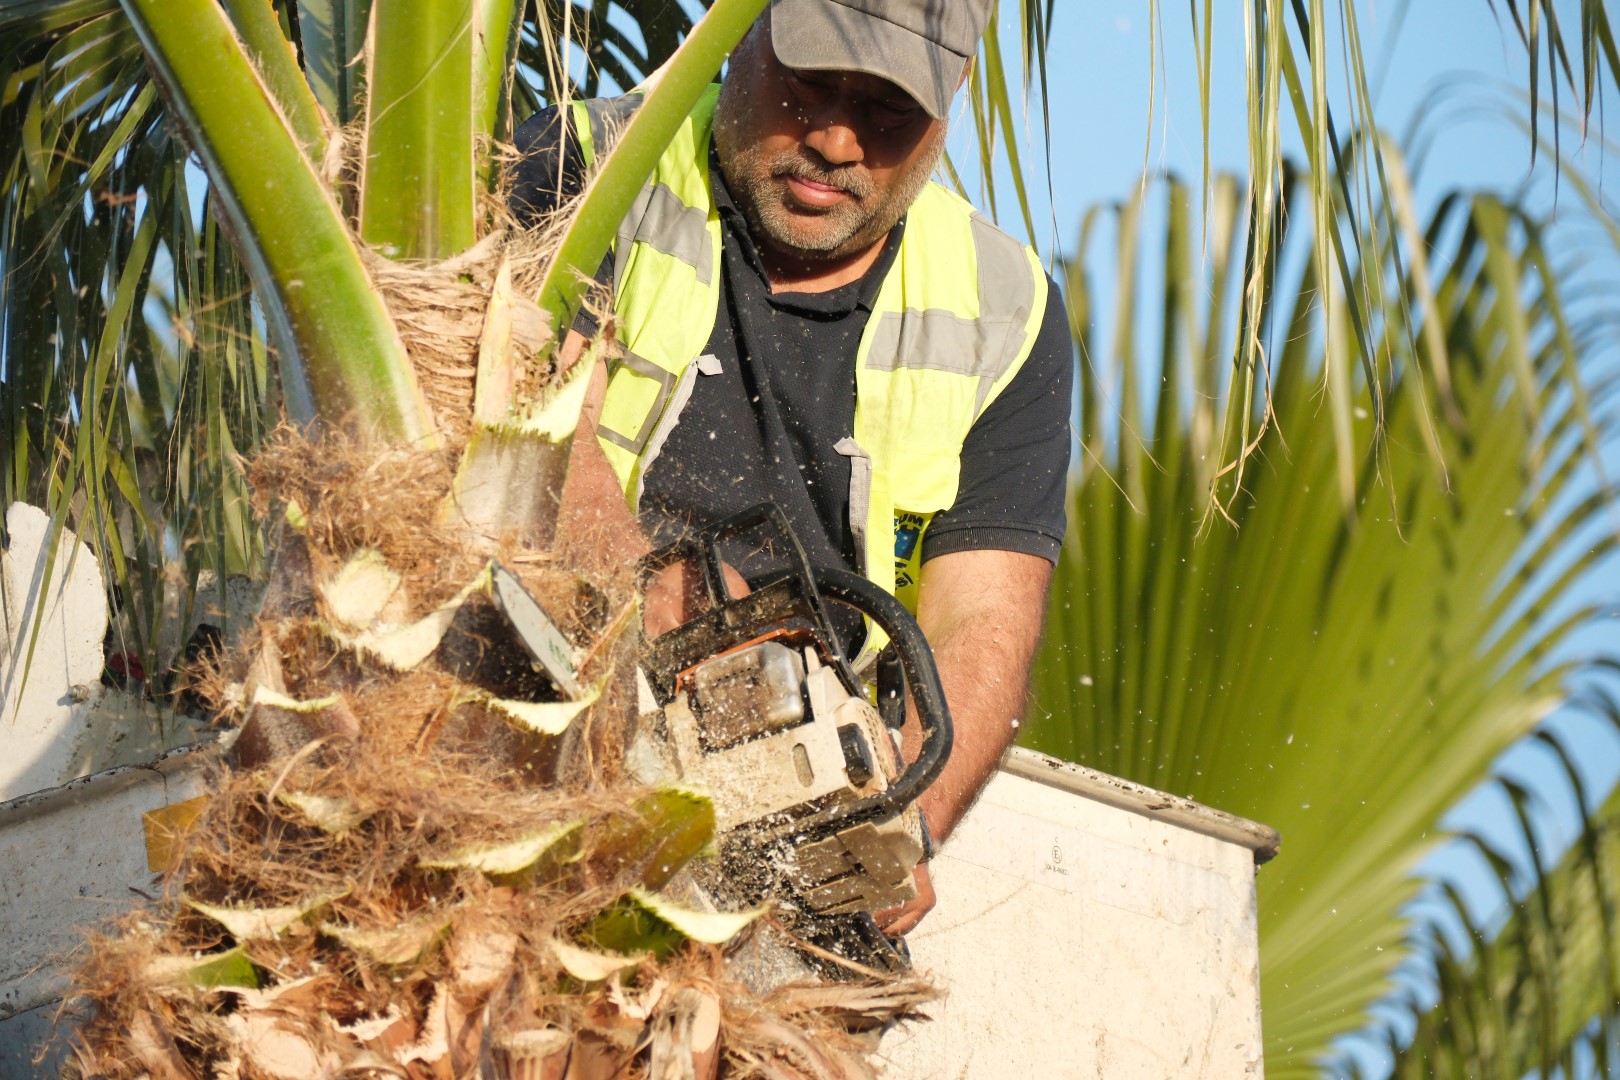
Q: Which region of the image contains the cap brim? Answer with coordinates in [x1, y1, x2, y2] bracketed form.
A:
[768, 0, 965, 120]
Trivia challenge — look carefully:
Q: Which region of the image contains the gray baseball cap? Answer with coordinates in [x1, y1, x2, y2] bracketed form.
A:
[767, 0, 992, 120]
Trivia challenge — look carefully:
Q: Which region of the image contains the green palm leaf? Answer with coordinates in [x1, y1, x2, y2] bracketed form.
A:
[1366, 714, 1620, 1077]
[1025, 163, 1617, 1074]
[1, 4, 267, 676]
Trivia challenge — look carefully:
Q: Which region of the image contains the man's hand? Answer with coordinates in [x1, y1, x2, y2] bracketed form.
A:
[871, 550, 1048, 938]
[642, 557, 751, 637]
[873, 862, 935, 937]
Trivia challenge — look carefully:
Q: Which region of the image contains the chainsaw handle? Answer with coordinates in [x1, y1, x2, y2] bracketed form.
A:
[636, 503, 953, 832]
[809, 566, 954, 832]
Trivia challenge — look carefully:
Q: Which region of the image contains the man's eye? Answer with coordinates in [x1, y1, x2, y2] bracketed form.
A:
[870, 101, 922, 128]
[787, 69, 827, 94]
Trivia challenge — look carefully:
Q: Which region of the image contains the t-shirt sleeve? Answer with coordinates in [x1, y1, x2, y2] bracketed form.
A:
[508, 105, 588, 223]
[506, 105, 613, 337]
[920, 277, 1074, 565]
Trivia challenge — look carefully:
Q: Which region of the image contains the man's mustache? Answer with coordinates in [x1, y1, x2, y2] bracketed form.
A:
[771, 156, 874, 200]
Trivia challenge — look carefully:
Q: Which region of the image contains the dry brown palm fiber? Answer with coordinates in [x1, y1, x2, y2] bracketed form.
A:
[358, 147, 613, 455]
[313, 121, 577, 455]
[66, 427, 934, 1080]
[246, 428, 600, 624]
[248, 427, 467, 602]
[361, 232, 556, 452]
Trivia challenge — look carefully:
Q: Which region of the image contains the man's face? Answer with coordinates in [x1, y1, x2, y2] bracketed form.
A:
[713, 19, 948, 264]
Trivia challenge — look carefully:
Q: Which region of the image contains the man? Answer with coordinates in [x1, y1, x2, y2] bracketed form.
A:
[510, 0, 1073, 935]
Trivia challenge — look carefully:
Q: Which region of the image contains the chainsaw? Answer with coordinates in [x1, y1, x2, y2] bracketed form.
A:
[441, 502, 951, 967]
[625, 503, 953, 963]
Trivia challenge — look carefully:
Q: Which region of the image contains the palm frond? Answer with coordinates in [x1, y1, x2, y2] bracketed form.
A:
[0, 3, 266, 682]
[1357, 704, 1620, 1077]
[1087, 1, 1620, 523]
[1025, 159, 1619, 1075]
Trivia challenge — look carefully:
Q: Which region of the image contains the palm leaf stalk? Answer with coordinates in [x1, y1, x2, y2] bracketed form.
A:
[1023, 160, 1619, 1076]
[121, 0, 433, 443]
[118, 0, 773, 446]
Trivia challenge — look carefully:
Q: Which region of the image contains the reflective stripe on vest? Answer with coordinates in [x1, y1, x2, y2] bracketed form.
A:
[580, 88, 1047, 630]
[852, 185, 1046, 618]
[577, 89, 724, 499]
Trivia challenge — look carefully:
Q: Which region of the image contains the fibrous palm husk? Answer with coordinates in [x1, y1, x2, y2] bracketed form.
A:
[64, 424, 935, 1079]
[362, 232, 555, 452]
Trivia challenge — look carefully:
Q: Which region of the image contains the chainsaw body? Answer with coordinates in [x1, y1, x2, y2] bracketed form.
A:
[632, 504, 953, 919]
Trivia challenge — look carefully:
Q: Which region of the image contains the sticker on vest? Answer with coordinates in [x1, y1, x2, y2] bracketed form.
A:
[894, 512, 926, 561]
[893, 512, 927, 594]
[694, 353, 722, 376]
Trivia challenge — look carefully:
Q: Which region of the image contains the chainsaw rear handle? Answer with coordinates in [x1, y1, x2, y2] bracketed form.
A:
[806, 565, 953, 834]
[636, 503, 953, 837]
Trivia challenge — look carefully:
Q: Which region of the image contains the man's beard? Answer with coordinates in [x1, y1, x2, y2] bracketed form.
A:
[716, 98, 945, 261]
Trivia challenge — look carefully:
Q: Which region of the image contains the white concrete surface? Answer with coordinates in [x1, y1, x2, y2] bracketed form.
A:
[1, 503, 109, 803]
[881, 747, 1277, 1079]
[0, 1004, 70, 1080]
[64, 690, 212, 787]
[0, 743, 212, 1034]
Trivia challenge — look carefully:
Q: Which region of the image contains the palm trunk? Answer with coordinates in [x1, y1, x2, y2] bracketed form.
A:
[61, 3, 935, 1077]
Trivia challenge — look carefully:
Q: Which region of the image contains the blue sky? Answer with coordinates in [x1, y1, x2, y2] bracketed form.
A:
[952, 2, 1616, 255]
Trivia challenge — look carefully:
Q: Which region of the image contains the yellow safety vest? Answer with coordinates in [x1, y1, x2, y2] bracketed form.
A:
[577, 87, 1047, 626]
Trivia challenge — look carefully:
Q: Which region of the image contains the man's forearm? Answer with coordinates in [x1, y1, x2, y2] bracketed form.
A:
[912, 549, 1053, 843]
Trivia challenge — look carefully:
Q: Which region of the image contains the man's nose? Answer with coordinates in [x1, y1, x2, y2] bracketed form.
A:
[802, 107, 864, 167]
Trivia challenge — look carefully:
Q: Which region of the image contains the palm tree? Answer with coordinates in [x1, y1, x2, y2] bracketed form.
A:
[3, 0, 1620, 1075]
[1025, 152, 1620, 1074]
[1, 1, 868, 1075]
